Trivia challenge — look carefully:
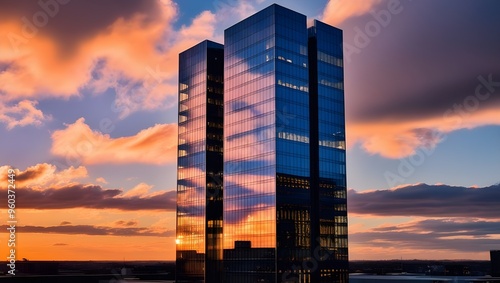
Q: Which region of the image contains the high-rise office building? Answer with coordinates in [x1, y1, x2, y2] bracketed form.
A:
[223, 5, 347, 282]
[176, 40, 224, 282]
[177, 4, 347, 283]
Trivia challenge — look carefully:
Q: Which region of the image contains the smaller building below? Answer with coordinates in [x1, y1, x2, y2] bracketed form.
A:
[492, 250, 500, 277]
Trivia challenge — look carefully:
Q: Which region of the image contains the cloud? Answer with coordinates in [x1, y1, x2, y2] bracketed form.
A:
[0, 100, 51, 129]
[50, 118, 177, 165]
[321, 0, 383, 26]
[374, 219, 500, 237]
[0, 0, 176, 99]
[347, 71, 500, 157]
[122, 183, 154, 198]
[348, 106, 500, 158]
[351, 218, 500, 254]
[53, 243, 68, 246]
[0, 0, 222, 123]
[1, 224, 172, 237]
[0, 163, 87, 188]
[349, 183, 500, 218]
[0, 164, 176, 210]
[349, 125, 444, 159]
[90, 9, 217, 118]
[210, 0, 259, 41]
[2, 184, 176, 211]
[336, 0, 500, 158]
[95, 177, 108, 184]
[115, 220, 138, 227]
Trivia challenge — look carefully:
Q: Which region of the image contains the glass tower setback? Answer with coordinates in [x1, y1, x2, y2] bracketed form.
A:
[176, 40, 224, 282]
[308, 20, 348, 283]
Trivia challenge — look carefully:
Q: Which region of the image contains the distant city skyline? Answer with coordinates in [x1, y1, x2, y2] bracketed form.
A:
[0, 0, 499, 262]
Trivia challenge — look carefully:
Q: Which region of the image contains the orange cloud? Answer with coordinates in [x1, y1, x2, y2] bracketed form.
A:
[321, 0, 383, 26]
[0, 163, 87, 188]
[348, 108, 500, 158]
[0, 1, 176, 99]
[0, 0, 268, 131]
[50, 118, 177, 165]
[0, 0, 221, 125]
[82, 9, 217, 118]
[122, 183, 154, 198]
[114, 220, 138, 227]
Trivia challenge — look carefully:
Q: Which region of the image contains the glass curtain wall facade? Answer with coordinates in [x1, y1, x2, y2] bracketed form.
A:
[223, 5, 278, 282]
[223, 5, 347, 283]
[176, 40, 224, 283]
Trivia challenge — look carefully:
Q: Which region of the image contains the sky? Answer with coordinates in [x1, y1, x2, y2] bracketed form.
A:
[0, 0, 499, 261]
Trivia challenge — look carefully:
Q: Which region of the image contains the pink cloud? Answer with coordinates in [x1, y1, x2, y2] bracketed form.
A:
[50, 118, 177, 165]
[122, 183, 154, 198]
[321, 0, 383, 26]
[95, 177, 108, 184]
[0, 100, 51, 129]
[349, 217, 500, 259]
[348, 183, 500, 218]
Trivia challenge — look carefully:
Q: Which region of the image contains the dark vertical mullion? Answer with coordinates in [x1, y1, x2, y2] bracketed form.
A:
[205, 44, 224, 283]
[308, 33, 321, 283]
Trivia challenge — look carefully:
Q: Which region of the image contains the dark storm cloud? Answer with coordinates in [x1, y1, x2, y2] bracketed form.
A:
[1, 224, 172, 237]
[0, 0, 165, 54]
[2, 184, 176, 211]
[349, 183, 500, 218]
[343, 0, 500, 122]
[352, 219, 500, 253]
